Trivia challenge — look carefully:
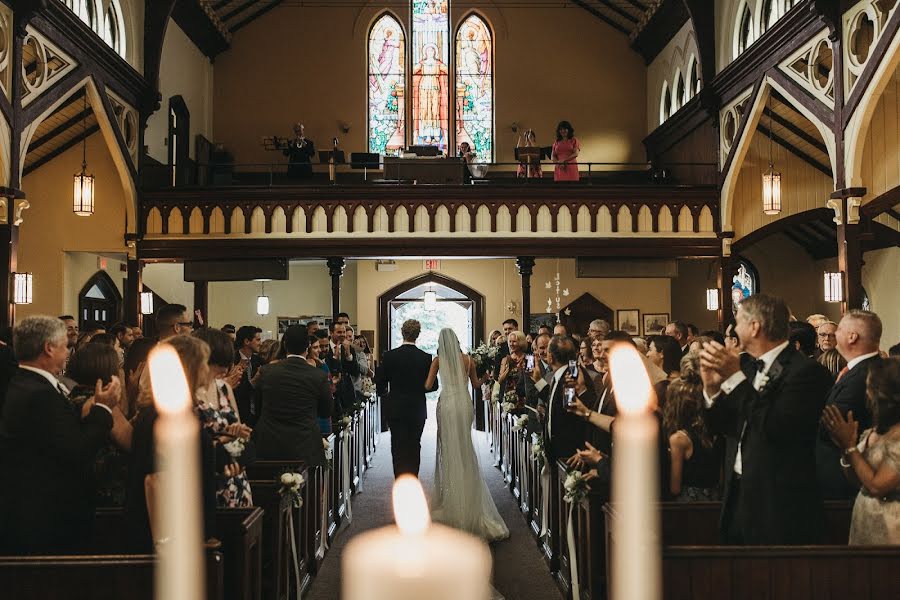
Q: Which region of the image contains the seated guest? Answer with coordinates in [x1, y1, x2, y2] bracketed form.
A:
[664, 352, 722, 501]
[816, 310, 881, 499]
[789, 321, 818, 358]
[0, 316, 119, 554]
[66, 344, 133, 507]
[818, 348, 848, 380]
[193, 328, 254, 508]
[700, 293, 832, 544]
[252, 326, 330, 465]
[822, 357, 900, 544]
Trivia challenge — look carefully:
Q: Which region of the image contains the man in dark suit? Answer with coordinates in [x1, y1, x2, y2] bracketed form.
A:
[543, 336, 598, 464]
[322, 321, 359, 416]
[252, 325, 330, 466]
[233, 325, 262, 426]
[0, 315, 119, 554]
[375, 319, 435, 477]
[665, 320, 690, 356]
[816, 310, 882, 499]
[519, 333, 551, 409]
[700, 293, 832, 545]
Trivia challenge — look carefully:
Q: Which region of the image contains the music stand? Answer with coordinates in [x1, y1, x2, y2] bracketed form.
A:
[515, 146, 543, 179]
[319, 151, 345, 184]
[350, 152, 380, 181]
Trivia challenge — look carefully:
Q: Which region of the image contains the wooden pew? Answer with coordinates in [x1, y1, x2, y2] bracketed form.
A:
[0, 546, 224, 600]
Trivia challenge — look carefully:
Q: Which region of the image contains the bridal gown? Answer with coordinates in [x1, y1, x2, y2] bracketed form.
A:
[431, 329, 510, 543]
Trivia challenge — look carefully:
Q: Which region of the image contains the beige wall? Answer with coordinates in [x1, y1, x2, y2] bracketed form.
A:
[145, 23, 214, 162]
[213, 5, 647, 167]
[862, 246, 900, 347]
[62, 252, 126, 318]
[740, 233, 841, 322]
[670, 258, 719, 332]
[142, 263, 194, 312]
[18, 133, 129, 318]
[859, 68, 900, 231]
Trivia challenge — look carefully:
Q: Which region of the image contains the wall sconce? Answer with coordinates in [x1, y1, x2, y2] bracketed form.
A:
[510, 122, 519, 133]
[705, 288, 720, 311]
[13, 272, 32, 304]
[140, 291, 154, 315]
[339, 121, 351, 134]
[823, 272, 843, 303]
[506, 300, 519, 314]
[257, 281, 270, 315]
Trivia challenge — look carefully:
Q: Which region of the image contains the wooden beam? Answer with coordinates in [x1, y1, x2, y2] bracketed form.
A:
[768, 68, 834, 129]
[757, 123, 832, 176]
[231, 0, 284, 33]
[762, 107, 828, 155]
[27, 107, 92, 153]
[596, 0, 639, 24]
[860, 183, 900, 219]
[887, 208, 900, 223]
[23, 124, 101, 176]
[622, 0, 648, 10]
[221, 0, 260, 24]
[732, 207, 833, 255]
[570, 0, 630, 35]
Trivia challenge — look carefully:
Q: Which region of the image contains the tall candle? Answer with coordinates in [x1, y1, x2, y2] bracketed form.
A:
[148, 344, 204, 600]
[608, 345, 660, 600]
[342, 476, 492, 600]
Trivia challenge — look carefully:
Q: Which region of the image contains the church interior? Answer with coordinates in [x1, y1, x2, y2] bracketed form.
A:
[1, 0, 899, 598]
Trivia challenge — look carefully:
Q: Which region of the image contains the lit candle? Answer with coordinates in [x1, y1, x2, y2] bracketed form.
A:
[608, 345, 661, 600]
[342, 476, 492, 600]
[148, 344, 204, 600]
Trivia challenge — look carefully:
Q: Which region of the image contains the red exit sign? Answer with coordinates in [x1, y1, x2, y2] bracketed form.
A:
[424, 259, 441, 270]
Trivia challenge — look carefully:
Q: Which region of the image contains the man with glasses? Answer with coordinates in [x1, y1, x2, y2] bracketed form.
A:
[155, 304, 192, 341]
[816, 321, 837, 354]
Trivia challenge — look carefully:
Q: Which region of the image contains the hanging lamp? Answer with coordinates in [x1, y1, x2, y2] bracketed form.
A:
[762, 95, 782, 215]
[73, 90, 95, 216]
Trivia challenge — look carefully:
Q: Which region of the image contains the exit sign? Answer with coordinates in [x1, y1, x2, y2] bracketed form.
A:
[424, 259, 441, 270]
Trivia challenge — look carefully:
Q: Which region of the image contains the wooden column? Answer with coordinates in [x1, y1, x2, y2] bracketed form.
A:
[327, 257, 345, 321]
[0, 223, 18, 329]
[837, 221, 863, 312]
[516, 256, 535, 333]
[193, 280, 208, 327]
[718, 255, 739, 330]
[125, 258, 142, 328]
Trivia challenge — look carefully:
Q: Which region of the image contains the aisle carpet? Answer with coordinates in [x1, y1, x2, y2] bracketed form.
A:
[304, 401, 564, 600]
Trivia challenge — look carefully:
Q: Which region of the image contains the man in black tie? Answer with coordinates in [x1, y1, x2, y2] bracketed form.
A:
[700, 294, 832, 544]
[815, 310, 882, 499]
[233, 325, 263, 426]
[375, 319, 435, 477]
[0, 316, 120, 554]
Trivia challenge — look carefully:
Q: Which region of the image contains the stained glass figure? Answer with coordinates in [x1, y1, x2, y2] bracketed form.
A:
[455, 14, 493, 160]
[368, 14, 406, 156]
[411, 0, 450, 151]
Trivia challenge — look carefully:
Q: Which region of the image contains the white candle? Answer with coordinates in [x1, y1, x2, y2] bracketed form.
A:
[608, 345, 661, 600]
[342, 476, 492, 600]
[148, 345, 205, 600]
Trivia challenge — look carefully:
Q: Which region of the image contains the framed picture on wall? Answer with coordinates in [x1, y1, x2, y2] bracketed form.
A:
[277, 317, 304, 335]
[643, 313, 669, 336]
[530, 313, 558, 334]
[616, 309, 640, 336]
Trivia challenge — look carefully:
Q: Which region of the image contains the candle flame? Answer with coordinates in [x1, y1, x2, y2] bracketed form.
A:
[392, 475, 431, 535]
[148, 344, 192, 416]
[608, 344, 654, 416]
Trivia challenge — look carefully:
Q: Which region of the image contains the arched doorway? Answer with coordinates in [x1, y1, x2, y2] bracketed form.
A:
[78, 270, 122, 329]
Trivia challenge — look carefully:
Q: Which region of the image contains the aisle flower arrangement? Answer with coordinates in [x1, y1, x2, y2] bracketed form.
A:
[563, 469, 589, 504]
[279, 472, 305, 508]
[471, 342, 499, 377]
[512, 413, 529, 431]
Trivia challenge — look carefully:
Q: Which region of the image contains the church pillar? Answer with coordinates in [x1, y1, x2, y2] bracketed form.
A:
[829, 191, 865, 312]
[0, 223, 19, 329]
[516, 256, 535, 333]
[327, 257, 345, 321]
[717, 233, 737, 330]
[125, 258, 143, 328]
[193, 280, 208, 328]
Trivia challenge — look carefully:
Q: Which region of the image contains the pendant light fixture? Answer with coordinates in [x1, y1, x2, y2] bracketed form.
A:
[423, 284, 437, 310]
[762, 95, 782, 215]
[73, 90, 95, 216]
[257, 281, 270, 315]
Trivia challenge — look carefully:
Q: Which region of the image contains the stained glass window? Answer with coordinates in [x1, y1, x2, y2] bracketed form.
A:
[731, 259, 759, 315]
[368, 14, 406, 156]
[411, 0, 450, 151]
[455, 14, 493, 160]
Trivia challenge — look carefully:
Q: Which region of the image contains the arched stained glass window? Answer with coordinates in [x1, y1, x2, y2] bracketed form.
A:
[368, 14, 406, 156]
[731, 258, 759, 314]
[455, 14, 493, 160]
[411, 0, 450, 151]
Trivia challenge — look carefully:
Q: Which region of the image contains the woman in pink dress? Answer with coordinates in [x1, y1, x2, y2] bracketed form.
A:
[552, 120, 580, 181]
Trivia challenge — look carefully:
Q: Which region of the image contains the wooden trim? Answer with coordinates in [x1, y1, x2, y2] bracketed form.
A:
[731, 207, 832, 254]
[27, 106, 91, 153]
[630, 0, 689, 64]
[860, 183, 900, 219]
[171, 0, 230, 60]
[20, 66, 88, 127]
[763, 107, 828, 154]
[682, 0, 716, 90]
[643, 96, 715, 158]
[756, 123, 832, 176]
[829, 187, 866, 200]
[595, 0, 637, 24]
[720, 79, 764, 185]
[221, 0, 260, 23]
[22, 123, 101, 176]
[843, 6, 900, 128]
[767, 68, 834, 129]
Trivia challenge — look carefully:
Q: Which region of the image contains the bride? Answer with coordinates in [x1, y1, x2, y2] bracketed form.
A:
[425, 328, 509, 542]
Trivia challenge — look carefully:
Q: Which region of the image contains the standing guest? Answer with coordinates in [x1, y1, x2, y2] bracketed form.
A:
[492, 319, 519, 380]
[0, 316, 119, 554]
[816, 310, 882, 499]
[110, 323, 134, 351]
[817, 349, 848, 380]
[488, 329, 503, 348]
[588, 319, 610, 341]
[59, 315, 79, 351]
[551, 120, 580, 181]
[323, 321, 359, 416]
[284, 122, 315, 178]
[543, 336, 597, 463]
[74, 331, 94, 354]
[553, 322, 569, 337]
[578, 337, 593, 368]
[221, 324, 237, 342]
[889, 342, 900, 357]
[253, 326, 331, 464]
[156, 303, 192, 341]
[647, 335, 682, 380]
[665, 352, 722, 501]
[497, 330, 528, 408]
[335, 312, 351, 327]
[308, 336, 334, 435]
[807, 314, 828, 329]
[817, 321, 838, 353]
[516, 128, 542, 178]
[686, 324, 699, 347]
[233, 325, 262, 426]
[123, 337, 157, 417]
[789, 321, 818, 358]
[306, 320, 320, 336]
[586, 336, 606, 378]
[700, 293, 832, 544]
[520, 333, 552, 409]
[82, 322, 106, 336]
[822, 358, 900, 544]
[665, 320, 690, 356]
[538, 324, 553, 338]
[258, 339, 282, 366]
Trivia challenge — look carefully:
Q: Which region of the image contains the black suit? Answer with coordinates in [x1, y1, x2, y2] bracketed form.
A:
[0, 368, 113, 553]
[545, 366, 598, 464]
[252, 357, 331, 466]
[375, 344, 434, 477]
[816, 355, 879, 499]
[234, 352, 263, 427]
[706, 345, 832, 544]
[590, 375, 617, 455]
[323, 343, 360, 416]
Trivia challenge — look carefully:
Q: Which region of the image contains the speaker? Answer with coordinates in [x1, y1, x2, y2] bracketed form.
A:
[183, 259, 288, 282]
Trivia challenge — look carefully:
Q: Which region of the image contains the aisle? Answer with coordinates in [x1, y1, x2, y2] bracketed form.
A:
[305, 400, 563, 600]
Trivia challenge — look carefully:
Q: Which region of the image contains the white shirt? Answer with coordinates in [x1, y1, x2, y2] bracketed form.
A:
[846, 351, 880, 372]
[19, 364, 112, 415]
[703, 341, 789, 475]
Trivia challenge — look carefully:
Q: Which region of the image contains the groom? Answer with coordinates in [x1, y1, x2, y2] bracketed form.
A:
[375, 319, 436, 478]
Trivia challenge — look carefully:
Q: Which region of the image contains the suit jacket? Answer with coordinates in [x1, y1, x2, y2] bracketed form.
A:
[375, 344, 433, 423]
[546, 365, 598, 463]
[590, 375, 617, 455]
[705, 345, 832, 544]
[252, 357, 330, 466]
[0, 368, 113, 553]
[323, 343, 360, 414]
[233, 352, 263, 426]
[517, 360, 552, 409]
[815, 355, 879, 499]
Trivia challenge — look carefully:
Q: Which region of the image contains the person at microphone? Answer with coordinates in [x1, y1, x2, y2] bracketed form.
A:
[284, 122, 315, 178]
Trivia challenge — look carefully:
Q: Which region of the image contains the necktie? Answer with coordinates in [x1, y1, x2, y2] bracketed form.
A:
[57, 382, 69, 398]
[753, 359, 766, 374]
[836, 366, 849, 382]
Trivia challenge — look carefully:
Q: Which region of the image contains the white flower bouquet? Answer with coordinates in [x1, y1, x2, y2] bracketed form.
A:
[361, 377, 376, 399]
[223, 438, 245, 458]
[279, 472, 305, 508]
[531, 433, 545, 466]
[563, 469, 589, 504]
[471, 342, 499, 377]
[512, 414, 529, 431]
[500, 401, 516, 414]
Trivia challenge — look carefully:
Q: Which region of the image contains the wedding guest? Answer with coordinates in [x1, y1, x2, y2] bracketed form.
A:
[665, 353, 722, 501]
[59, 315, 79, 350]
[131, 326, 143, 339]
[807, 314, 828, 330]
[588, 319, 610, 341]
[221, 324, 237, 342]
[124, 337, 157, 417]
[816, 310, 882, 499]
[233, 325, 262, 425]
[789, 321, 817, 358]
[520, 333, 552, 409]
[553, 323, 568, 337]
[578, 337, 593, 368]
[110, 323, 134, 352]
[632, 337, 648, 354]
[74, 331, 94, 354]
[155, 303, 192, 341]
[516, 128, 542, 178]
[686, 324, 699, 346]
[538, 324, 553, 338]
[306, 321, 319, 336]
[308, 336, 333, 435]
[497, 330, 528, 408]
[544, 336, 597, 463]
[583, 336, 604, 381]
[488, 329, 503, 348]
[0, 316, 119, 554]
[700, 293, 832, 544]
[551, 120, 580, 181]
[822, 358, 900, 544]
[492, 319, 518, 380]
[817, 321, 838, 353]
[665, 321, 690, 355]
[324, 321, 359, 416]
[818, 348, 848, 380]
[647, 335, 682, 380]
[258, 339, 282, 365]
